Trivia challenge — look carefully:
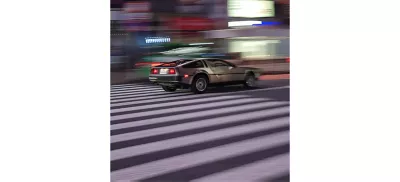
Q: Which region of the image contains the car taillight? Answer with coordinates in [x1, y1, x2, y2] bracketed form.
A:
[169, 68, 176, 74]
[151, 68, 158, 74]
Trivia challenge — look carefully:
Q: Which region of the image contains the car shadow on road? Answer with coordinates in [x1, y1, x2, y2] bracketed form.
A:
[205, 85, 290, 101]
[204, 85, 260, 94]
[138, 81, 290, 101]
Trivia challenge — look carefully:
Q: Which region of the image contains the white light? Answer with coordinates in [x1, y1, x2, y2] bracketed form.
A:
[144, 37, 171, 44]
[189, 42, 214, 46]
[228, 21, 262, 27]
[228, 0, 275, 18]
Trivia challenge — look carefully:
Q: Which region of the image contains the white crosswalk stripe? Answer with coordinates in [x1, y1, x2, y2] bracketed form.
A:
[111, 93, 241, 107]
[111, 98, 264, 121]
[111, 132, 289, 182]
[111, 89, 165, 97]
[111, 83, 156, 89]
[111, 88, 163, 95]
[111, 101, 287, 130]
[111, 92, 192, 103]
[192, 154, 290, 182]
[111, 95, 250, 113]
[110, 84, 290, 182]
[111, 117, 289, 160]
[111, 91, 185, 100]
[111, 106, 288, 143]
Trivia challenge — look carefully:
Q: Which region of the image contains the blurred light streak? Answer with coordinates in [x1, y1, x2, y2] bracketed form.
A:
[228, 21, 262, 27]
[253, 21, 281, 26]
[189, 43, 214, 46]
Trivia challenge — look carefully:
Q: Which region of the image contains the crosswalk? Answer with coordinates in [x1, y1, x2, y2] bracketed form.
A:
[110, 83, 290, 182]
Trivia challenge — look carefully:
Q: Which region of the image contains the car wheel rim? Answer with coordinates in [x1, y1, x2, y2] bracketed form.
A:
[246, 76, 255, 87]
[196, 78, 206, 91]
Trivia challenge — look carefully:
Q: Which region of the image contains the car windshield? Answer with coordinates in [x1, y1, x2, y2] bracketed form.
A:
[158, 59, 192, 67]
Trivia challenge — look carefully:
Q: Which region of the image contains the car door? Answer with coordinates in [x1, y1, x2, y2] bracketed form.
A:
[209, 59, 239, 82]
[213, 59, 244, 82]
[204, 59, 227, 83]
[181, 60, 206, 82]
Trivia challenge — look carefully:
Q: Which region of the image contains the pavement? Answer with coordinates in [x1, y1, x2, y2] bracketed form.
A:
[110, 80, 290, 182]
[111, 69, 289, 85]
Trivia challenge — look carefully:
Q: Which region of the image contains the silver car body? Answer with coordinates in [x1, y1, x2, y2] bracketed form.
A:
[149, 58, 262, 87]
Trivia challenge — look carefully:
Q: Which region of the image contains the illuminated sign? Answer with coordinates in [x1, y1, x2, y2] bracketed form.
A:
[123, 1, 151, 31]
[228, 21, 262, 27]
[228, 0, 275, 18]
[145, 37, 171, 44]
[169, 17, 214, 31]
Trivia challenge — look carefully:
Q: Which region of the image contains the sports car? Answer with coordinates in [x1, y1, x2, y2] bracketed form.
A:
[149, 58, 263, 94]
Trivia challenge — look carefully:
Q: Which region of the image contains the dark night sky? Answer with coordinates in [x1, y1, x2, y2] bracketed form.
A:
[111, 0, 289, 20]
[111, 0, 179, 10]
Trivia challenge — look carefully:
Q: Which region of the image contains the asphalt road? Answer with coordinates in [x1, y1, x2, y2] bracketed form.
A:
[110, 80, 290, 182]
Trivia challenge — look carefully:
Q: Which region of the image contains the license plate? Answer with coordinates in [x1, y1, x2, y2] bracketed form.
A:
[160, 68, 168, 74]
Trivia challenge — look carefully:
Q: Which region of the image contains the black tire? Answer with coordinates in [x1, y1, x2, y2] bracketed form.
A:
[244, 73, 256, 88]
[191, 75, 208, 94]
[162, 86, 177, 92]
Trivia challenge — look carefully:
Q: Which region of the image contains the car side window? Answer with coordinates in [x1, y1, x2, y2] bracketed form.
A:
[182, 60, 205, 68]
[204, 60, 215, 67]
[204, 59, 232, 68]
[213, 60, 231, 67]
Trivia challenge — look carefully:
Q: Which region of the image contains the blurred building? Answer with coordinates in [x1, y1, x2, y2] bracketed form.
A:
[111, 9, 128, 70]
[204, 0, 290, 60]
[110, 0, 290, 70]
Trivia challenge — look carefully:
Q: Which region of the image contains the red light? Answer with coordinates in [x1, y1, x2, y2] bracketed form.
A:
[184, 74, 189, 78]
[152, 69, 158, 74]
[169, 68, 176, 74]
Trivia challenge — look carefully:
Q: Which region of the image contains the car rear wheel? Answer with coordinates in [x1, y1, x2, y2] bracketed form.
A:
[191, 75, 208, 94]
[162, 86, 177, 92]
[244, 73, 256, 88]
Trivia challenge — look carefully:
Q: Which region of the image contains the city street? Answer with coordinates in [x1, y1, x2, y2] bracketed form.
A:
[110, 80, 290, 182]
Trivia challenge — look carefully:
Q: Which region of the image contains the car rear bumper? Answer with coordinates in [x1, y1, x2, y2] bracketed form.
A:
[149, 74, 190, 88]
[149, 75, 180, 82]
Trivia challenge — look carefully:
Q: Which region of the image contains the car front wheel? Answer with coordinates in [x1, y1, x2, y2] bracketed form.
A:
[244, 73, 256, 88]
[191, 75, 208, 94]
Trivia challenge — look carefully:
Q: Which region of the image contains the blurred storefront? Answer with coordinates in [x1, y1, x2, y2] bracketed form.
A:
[275, 0, 290, 26]
[228, 36, 289, 60]
[166, 17, 214, 44]
[111, 0, 290, 68]
[204, 28, 289, 60]
[111, 10, 128, 70]
[203, 0, 289, 60]
[165, 0, 226, 44]
[122, 1, 154, 68]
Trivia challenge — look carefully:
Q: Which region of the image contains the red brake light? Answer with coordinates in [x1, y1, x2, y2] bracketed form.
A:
[151, 68, 158, 74]
[169, 68, 176, 74]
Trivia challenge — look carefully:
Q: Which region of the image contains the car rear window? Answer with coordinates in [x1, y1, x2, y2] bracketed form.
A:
[158, 59, 192, 67]
[182, 60, 205, 68]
